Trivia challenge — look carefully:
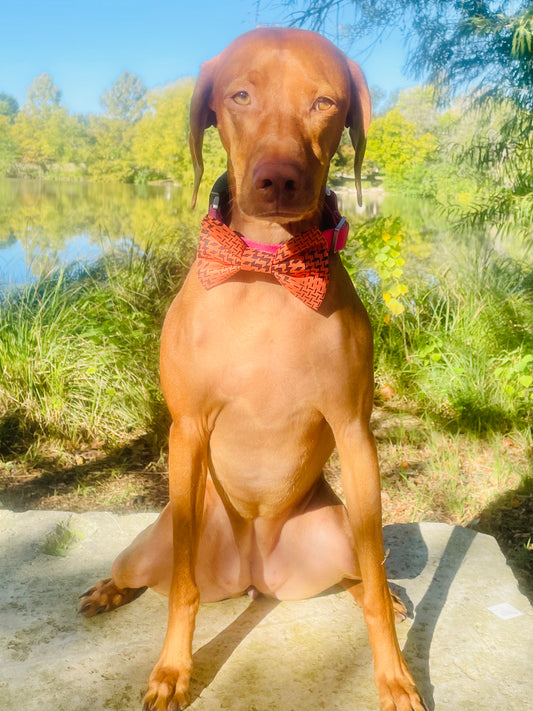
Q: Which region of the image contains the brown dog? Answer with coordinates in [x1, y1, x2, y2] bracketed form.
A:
[79, 28, 424, 711]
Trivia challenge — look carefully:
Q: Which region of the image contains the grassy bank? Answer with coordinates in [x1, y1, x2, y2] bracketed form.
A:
[0, 238, 193, 456]
[345, 215, 532, 434]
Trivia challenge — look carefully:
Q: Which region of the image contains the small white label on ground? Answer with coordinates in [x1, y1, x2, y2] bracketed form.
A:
[487, 603, 523, 620]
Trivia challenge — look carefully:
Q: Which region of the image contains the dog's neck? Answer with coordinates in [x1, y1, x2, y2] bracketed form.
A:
[208, 173, 348, 252]
[229, 209, 322, 245]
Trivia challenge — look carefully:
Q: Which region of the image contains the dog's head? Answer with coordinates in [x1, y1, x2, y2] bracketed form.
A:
[190, 28, 371, 220]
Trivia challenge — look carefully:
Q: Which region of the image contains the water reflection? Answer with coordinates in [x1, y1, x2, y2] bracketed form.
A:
[0, 178, 202, 285]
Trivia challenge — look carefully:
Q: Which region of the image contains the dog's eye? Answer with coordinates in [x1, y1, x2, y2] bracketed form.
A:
[313, 97, 335, 111]
[232, 91, 251, 106]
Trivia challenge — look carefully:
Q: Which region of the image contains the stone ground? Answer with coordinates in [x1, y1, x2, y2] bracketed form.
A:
[1, 510, 531, 711]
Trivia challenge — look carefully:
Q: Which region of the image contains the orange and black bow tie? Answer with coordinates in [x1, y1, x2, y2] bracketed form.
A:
[196, 214, 330, 311]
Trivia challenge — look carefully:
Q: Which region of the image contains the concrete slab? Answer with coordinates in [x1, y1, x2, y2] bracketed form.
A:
[0, 510, 531, 711]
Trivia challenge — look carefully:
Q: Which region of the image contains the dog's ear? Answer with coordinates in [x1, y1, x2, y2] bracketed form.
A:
[189, 57, 218, 209]
[345, 59, 371, 207]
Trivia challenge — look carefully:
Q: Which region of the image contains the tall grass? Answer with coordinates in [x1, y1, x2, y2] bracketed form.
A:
[346, 220, 532, 434]
[0, 239, 192, 455]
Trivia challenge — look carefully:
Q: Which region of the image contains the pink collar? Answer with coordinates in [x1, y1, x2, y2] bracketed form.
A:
[208, 178, 349, 254]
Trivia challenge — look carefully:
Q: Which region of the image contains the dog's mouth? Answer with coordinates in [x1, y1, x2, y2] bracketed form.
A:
[237, 192, 324, 231]
[247, 206, 317, 222]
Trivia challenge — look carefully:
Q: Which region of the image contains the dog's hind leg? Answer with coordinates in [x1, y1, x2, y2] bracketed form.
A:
[78, 504, 174, 617]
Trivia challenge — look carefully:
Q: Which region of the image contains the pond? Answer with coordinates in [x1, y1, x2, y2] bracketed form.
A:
[0, 177, 419, 287]
[0, 178, 199, 286]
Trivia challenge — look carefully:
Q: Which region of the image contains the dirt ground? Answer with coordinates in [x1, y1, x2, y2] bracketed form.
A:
[1, 407, 531, 601]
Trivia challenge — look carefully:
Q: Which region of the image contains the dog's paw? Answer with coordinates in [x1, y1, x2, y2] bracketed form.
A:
[78, 577, 147, 617]
[143, 664, 190, 711]
[378, 679, 426, 711]
[377, 666, 426, 711]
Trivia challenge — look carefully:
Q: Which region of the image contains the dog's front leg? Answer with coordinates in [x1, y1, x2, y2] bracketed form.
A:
[336, 421, 425, 711]
[143, 419, 208, 711]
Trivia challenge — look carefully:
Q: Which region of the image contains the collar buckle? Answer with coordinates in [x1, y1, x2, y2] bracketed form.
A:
[331, 216, 348, 253]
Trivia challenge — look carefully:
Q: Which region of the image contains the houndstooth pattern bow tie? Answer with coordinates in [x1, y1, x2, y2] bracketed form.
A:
[196, 215, 330, 310]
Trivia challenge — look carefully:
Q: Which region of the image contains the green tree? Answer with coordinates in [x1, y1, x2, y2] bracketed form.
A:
[447, 97, 532, 236]
[0, 93, 19, 121]
[132, 81, 193, 182]
[86, 115, 136, 182]
[395, 86, 440, 133]
[364, 102, 437, 188]
[25, 73, 61, 115]
[12, 74, 77, 170]
[100, 71, 148, 122]
[369, 85, 387, 117]
[132, 79, 226, 186]
[0, 115, 19, 175]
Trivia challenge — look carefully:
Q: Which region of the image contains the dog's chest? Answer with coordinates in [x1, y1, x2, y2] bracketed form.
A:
[208, 390, 334, 517]
[162, 269, 362, 424]
[213, 322, 327, 414]
[188, 278, 330, 398]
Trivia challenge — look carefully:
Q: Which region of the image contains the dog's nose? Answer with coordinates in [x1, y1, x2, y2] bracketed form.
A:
[253, 162, 302, 203]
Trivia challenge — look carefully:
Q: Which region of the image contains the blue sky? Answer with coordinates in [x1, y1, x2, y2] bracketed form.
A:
[1, 0, 415, 115]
